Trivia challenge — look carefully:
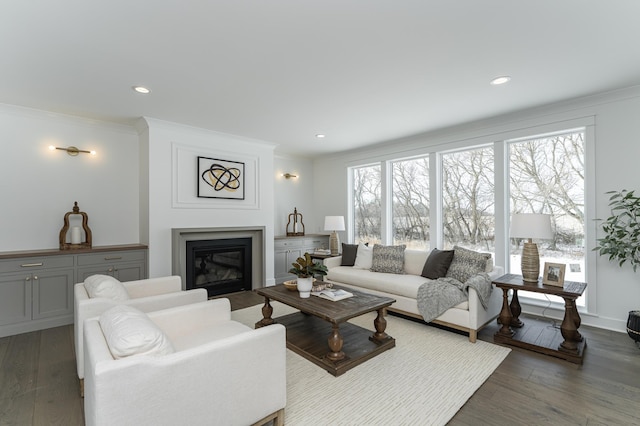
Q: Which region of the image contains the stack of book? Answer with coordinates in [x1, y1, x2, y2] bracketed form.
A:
[311, 288, 353, 301]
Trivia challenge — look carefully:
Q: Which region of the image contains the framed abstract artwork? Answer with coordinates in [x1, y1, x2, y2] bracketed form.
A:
[197, 156, 245, 200]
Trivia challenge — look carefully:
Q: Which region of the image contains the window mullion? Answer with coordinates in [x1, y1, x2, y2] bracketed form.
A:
[381, 160, 392, 245]
[494, 141, 508, 269]
[430, 153, 442, 248]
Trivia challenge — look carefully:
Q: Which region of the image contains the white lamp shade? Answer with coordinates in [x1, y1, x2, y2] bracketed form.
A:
[509, 213, 553, 240]
[324, 216, 345, 231]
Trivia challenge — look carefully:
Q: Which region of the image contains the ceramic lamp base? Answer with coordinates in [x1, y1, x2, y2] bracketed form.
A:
[329, 231, 340, 256]
[521, 242, 540, 283]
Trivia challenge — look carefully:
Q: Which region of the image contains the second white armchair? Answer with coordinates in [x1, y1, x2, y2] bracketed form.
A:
[74, 275, 208, 391]
[83, 299, 287, 426]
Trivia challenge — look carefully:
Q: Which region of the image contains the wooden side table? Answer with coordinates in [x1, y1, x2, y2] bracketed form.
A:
[493, 273, 587, 364]
[309, 253, 339, 281]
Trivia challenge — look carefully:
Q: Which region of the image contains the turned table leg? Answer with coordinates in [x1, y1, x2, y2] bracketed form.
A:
[255, 297, 275, 328]
[496, 288, 515, 337]
[326, 324, 345, 361]
[509, 290, 524, 328]
[559, 297, 582, 353]
[371, 308, 390, 343]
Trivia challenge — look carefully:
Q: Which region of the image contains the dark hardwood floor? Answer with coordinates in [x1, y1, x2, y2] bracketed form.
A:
[1, 290, 639, 425]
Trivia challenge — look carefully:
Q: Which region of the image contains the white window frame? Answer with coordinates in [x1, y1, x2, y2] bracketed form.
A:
[347, 116, 597, 315]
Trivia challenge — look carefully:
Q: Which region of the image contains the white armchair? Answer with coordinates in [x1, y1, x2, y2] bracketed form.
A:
[83, 299, 287, 426]
[74, 275, 208, 388]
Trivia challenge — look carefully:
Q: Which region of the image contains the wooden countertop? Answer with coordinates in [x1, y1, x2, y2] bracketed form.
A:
[0, 244, 148, 260]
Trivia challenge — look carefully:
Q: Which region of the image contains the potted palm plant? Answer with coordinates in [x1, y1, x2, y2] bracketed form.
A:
[288, 253, 328, 298]
[594, 189, 640, 347]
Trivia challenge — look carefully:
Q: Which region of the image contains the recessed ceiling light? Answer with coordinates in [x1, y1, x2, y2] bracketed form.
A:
[316, 134, 326, 138]
[132, 85, 151, 94]
[490, 76, 511, 86]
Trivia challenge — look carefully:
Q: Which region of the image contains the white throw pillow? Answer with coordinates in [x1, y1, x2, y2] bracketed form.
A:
[99, 305, 175, 359]
[83, 274, 130, 301]
[353, 243, 373, 269]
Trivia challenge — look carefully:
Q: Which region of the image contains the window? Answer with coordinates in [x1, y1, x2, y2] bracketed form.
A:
[352, 164, 381, 244]
[442, 147, 495, 253]
[347, 124, 592, 310]
[391, 156, 430, 250]
[508, 130, 586, 305]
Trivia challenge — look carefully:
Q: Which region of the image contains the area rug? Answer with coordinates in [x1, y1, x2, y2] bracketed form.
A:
[232, 302, 511, 426]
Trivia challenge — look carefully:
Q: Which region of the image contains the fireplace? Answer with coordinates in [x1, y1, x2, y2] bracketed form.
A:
[172, 227, 266, 295]
[186, 238, 252, 297]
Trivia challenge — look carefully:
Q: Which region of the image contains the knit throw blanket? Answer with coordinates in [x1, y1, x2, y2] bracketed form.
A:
[416, 273, 492, 323]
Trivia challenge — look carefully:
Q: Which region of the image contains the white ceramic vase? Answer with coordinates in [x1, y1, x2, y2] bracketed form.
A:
[297, 277, 314, 298]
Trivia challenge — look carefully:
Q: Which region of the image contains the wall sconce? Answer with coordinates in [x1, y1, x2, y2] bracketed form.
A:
[49, 145, 96, 156]
[282, 173, 298, 179]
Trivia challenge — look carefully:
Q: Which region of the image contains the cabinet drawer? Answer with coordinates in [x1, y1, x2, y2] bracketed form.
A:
[304, 238, 328, 247]
[77, 250, 146, 266]
[0, 256, 74, 273]
[275, 239, 305, 250]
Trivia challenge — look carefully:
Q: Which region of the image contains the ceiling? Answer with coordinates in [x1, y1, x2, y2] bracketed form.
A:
[3, 1, 640, 156]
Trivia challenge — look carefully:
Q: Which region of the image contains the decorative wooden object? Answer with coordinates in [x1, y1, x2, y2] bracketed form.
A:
[59, 202, 92, 250]
[286, 207, 305, 236]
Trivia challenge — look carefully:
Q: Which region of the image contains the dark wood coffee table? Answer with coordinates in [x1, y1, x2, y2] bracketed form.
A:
[255, 284, 396, 376]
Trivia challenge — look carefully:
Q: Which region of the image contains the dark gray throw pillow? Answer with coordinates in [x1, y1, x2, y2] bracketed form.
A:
[421, 248, 455, 279]
[340, 243, 359, 266]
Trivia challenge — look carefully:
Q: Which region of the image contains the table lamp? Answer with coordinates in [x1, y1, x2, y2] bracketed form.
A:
[324, 216, 345, 256]
[510, 213, 553, 283]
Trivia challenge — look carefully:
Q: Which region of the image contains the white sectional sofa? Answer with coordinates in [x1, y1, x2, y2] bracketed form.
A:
[324, 247, 504, 342]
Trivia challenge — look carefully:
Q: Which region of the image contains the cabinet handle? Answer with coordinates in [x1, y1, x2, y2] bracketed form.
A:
[25, 276, 31, 281]
[21, 263, 43, 267]
[104, 256, 122, 260]
[108, 267, 114, 272]
[33, 275, 38, 280]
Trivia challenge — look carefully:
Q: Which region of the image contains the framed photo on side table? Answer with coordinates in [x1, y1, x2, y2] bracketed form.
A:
[542, 262, 566, 287]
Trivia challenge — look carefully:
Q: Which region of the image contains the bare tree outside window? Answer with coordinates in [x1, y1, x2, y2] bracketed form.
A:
[348, 128, 588, 306]
[442, 147, 495, 252]
[392, 157, 430, 250]
[352, 165, 381, 244]
[509, 130, 585, 287]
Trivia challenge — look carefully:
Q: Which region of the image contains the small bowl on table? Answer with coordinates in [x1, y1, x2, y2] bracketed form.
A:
[283, 280, 298, 291]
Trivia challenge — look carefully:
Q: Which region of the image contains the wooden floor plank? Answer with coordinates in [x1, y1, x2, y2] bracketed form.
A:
[0, 291, 639, 426]
[33, 326, 83, 426]
[0, 331, 40, 425]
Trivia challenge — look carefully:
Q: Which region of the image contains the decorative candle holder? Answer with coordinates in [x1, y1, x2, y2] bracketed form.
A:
[59, 201, 92, 250]
[286, 207, 305, 236]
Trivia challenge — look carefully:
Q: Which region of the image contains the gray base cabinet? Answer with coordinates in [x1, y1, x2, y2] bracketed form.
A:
[0, 244, 147, 337]
[77, 250, 147, 282]
[274, 235, 329, 284]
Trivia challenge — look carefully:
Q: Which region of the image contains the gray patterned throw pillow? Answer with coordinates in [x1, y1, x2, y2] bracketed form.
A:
[370, 244, 406, 274]
[445, 246, 492, 283]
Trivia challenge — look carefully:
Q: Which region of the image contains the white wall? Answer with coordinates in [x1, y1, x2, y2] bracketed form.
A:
[140, 118, 277, 283]
[313, 86, 640, 333]
[273, 155, 316, 236]
[0, 104, 140, 251]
